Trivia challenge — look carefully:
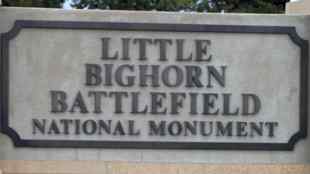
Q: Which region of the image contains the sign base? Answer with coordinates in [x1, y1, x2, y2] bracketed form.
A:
[0, 161, 310, 174]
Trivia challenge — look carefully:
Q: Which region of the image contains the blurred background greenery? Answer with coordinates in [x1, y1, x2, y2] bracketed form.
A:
[2, 0, 289, 13]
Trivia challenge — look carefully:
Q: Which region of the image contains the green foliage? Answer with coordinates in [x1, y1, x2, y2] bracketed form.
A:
[155, 0, 194, 11]
[72, 0, 288, 13]
[72, 0, 151, 10]
[226, 0, 286, 13]
[3, 0, 65, 8]
[72, 0, 195, 11]
[194, 0, 287, 13]
[2, 0, 289, 13]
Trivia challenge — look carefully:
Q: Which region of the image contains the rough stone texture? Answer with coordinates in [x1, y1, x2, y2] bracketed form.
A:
[7, 26, 300, 143]
[286, 0, 310, 14]
[0, 7, 310, 164]
[0, 161, 310, 174]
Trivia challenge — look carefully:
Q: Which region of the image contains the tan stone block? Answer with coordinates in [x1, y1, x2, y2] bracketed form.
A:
[106, 162, 178, 174]
[204, 165, 248, 174]
[177, 164, 204, 174]
[106, 162, 130, 174]
[0, 161, 108, 174]
[1, 161, 310, 174]
[126, 163, 161, 174]
[286, 0, 310, 14]
[280, 165, 309, 174]
[157, 164, 179, 174]
[247, 165, 281, 174]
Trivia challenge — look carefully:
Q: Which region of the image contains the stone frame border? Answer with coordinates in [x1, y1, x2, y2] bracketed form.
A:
[0, 20, 308, 150]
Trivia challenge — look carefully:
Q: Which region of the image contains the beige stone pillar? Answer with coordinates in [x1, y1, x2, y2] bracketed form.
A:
[286, 0, 310, 14]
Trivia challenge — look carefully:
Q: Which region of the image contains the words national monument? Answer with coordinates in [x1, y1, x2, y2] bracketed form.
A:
[0, 19, 308, 150]
[0, 4, 310, 174]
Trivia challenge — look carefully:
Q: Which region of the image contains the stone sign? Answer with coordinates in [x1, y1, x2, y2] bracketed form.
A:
[0, 19, 308, 151]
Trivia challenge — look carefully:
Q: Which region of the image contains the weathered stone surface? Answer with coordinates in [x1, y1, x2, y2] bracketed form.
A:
[0, 161, 310, 174]
[286, 0, 310, 14]
[0, 7, 310, 164]
[5, 21, 301, 144]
